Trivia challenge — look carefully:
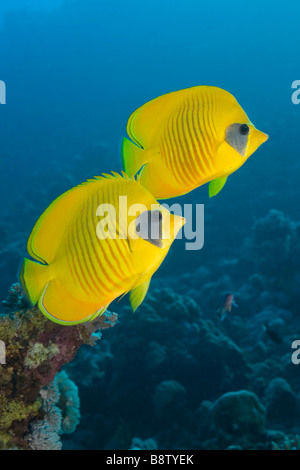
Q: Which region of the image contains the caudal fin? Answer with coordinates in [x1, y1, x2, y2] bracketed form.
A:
[19, 258, 50, 306]
[121, 137, 147, 177]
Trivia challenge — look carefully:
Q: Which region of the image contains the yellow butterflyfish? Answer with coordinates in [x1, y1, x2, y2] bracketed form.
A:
[121, 86, 268, 199]
[20, 172, 185, 325]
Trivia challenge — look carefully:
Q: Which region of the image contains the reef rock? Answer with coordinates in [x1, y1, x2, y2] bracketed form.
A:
[0, 303, 117, 450]
[211, 390, 266, 435]
[264, 378, 297, 425]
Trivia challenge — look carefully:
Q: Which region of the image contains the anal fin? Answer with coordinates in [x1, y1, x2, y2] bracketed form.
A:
[88, 304, 110, 322]
[39, 280, 108, 325]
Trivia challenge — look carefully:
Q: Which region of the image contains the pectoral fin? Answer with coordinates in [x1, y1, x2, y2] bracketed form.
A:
[209, 177, 228, 198]
[129, 279, 151, 312]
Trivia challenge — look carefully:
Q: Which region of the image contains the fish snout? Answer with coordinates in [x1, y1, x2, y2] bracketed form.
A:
[173, 214, 186, 235]
[248, 127, 269, 156]
[166, 214, 186, 244]
[253, 127, 269, 144]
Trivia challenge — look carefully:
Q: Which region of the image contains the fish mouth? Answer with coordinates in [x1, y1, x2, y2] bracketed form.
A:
[174, 215, 186, 231]
[257, 130, 269, 143]
[248, 127, 269, 156]
[169, 214, 186, 241]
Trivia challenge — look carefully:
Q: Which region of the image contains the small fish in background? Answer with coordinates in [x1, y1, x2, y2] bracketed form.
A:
[263, 322, 283, 344]
[122, 86, 268, 199]
[19, 172, 185, 325]
[216, 293, 238, 322]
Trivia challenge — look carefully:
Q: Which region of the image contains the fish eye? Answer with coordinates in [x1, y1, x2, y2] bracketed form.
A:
[225, 123, 249, 157]
[239, 124, 250, 135]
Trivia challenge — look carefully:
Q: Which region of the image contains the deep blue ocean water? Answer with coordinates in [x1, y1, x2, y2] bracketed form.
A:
[1, 0, 300, 450]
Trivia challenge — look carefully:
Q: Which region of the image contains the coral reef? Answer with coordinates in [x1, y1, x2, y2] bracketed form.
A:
[26, 371, 80, 450]
[60, 209, 300, 450]
[211, 390, 266, 435]
[272, 435, 300, 450]
[1, 209, 300, 450]
[63, 288, 251, 449]
[129, 437, 158, 450]
[264, 378, 297, 426]
[0, 289, 117, 450]
[154, 380, 186, 418]
[56, 371, 80, 435]
[2, 283, 28, 312]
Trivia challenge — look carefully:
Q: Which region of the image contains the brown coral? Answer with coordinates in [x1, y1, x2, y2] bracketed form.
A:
[0, 304, 117, 449]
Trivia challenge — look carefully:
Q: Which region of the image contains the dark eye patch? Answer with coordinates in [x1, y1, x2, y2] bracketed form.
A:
[225, 123, 250, 157]
[135, 210, 163, 248]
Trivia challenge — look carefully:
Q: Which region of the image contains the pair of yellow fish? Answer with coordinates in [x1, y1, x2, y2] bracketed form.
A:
[20, 86, 268, 324]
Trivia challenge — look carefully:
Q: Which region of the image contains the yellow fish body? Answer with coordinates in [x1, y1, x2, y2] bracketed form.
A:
[121, 86, 268, 199]
[20, 173, 185, 325]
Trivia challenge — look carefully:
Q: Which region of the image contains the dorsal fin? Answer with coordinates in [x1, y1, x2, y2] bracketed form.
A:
[27, 172, 130, 265]
[126, 89, 188, 149]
